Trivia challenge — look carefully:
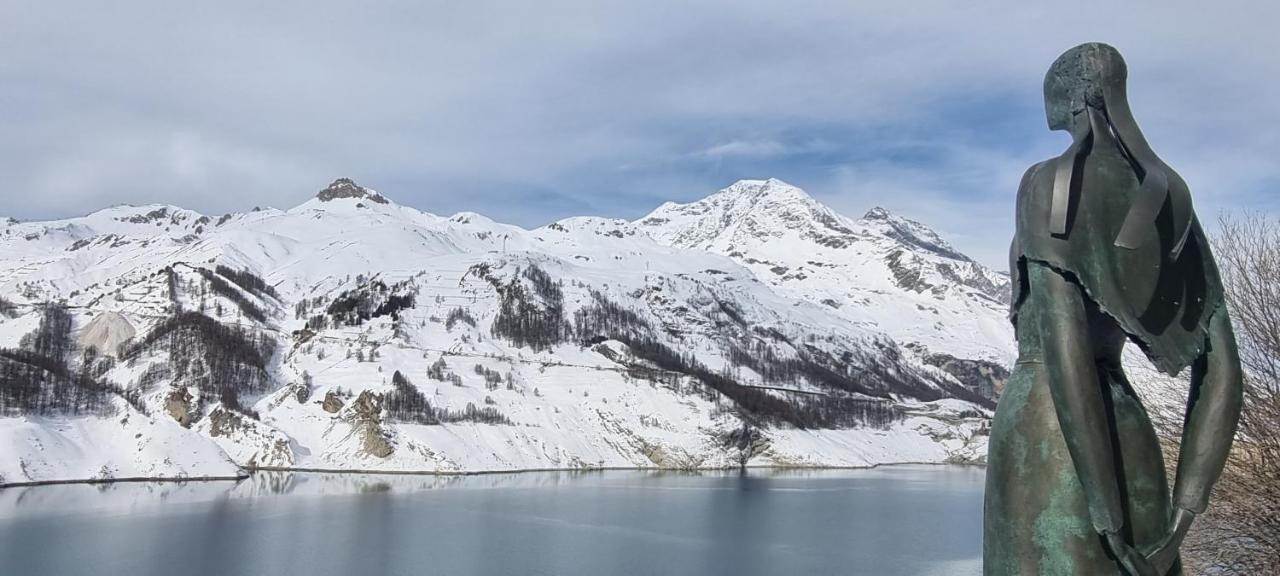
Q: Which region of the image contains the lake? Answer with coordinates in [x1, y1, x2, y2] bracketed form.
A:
[0, 465, 984, 576]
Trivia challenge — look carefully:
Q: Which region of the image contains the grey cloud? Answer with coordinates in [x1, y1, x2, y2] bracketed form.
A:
[2, 1, 1278, 268]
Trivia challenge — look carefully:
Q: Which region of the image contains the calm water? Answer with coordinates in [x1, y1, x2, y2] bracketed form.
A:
[0, 465, 984, 576]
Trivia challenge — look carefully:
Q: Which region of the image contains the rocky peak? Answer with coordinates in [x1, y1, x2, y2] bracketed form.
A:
[708, 179, 823, 216]
[637, 178, 853, 249]
[725, 177, 813, 201]
[863, 206, 892, 220]
[648, 179, 818, 219]
[316, 178, 389, 205]
[858, 205, 968, 262]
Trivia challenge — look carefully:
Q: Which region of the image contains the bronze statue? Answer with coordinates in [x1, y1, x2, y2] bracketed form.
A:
[984, 43, 1244, 575]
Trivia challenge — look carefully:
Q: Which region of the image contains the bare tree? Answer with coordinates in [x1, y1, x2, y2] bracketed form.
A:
[1215, 215, 1280, 393]
[1155, 214, 1280, 574]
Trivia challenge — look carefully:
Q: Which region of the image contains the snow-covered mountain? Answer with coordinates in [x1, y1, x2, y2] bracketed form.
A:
[0, 178, 1007, 485]
[638, 180, 1010, 355]
[637, 179, 1014, 393]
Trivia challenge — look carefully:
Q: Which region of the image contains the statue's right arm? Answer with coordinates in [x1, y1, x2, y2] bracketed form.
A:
[1026, 262, 1124, 534]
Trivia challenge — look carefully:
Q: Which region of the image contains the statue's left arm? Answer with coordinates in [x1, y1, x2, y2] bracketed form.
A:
[1175, 309, 1243, 513]
[1147, 309, 1244, 571]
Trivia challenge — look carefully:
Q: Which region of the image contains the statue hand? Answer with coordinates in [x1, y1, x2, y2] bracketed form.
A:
[1104, 530, 1158, 576]
[1144, 508, 1195, 575]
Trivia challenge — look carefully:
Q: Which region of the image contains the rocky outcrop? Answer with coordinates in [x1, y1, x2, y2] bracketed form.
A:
[344, 391, 393, 458]
[266, 382, 310, 411]
[208, 407, 247, 438]
[721, 424, 771, 468]
[637, 440, 706, 471]
[315, 178, 389, 204]
[165, 387, 194, 427]
[322, 391, 344, 413]
[204, 407, 295, 468]
[885, 249, 932, 294]
[923, 352, 1010, 400]
[864, 206, 969, 261]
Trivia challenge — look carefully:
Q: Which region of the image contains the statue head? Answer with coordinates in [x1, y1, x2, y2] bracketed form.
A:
[1041, 42, 1194, 258]
[1043, 42, 1127, 131]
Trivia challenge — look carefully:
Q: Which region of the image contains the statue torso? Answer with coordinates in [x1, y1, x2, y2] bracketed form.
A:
[1009, 123, 1224, 376]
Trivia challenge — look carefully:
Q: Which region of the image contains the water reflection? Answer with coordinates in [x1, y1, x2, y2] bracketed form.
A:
[0, 466, 984, 576]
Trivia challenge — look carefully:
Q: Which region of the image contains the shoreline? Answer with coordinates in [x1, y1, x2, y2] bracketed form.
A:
[0, 473, 250, 489]
[0, 460, 985, 489]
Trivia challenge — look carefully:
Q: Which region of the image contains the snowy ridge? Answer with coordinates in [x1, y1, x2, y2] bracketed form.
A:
[0, 178, 1002, 484]
[637, 179, 1013, 365]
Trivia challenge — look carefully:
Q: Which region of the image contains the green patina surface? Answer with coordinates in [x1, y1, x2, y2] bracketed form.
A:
[1033, 467, 1094, 576]
[986, 42, 1237, 576]
[984, 278, 1172, 575]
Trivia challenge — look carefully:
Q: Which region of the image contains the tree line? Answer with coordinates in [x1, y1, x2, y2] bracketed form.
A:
[490, 265, 568, 351]
[192, 266, 268, 322]
[483, 270, 920, 429]
[0, 303, 143, 416]
[383, 371, 511, 425]
[123, 311, 275, 415]
[325, 278, 416, 327]
[215, 265, 279, 300]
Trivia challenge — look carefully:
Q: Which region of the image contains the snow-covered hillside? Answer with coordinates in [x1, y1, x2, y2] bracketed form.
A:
[0, 178, 1003, 485]
[636, 179, 1015, 397]
[637, 179, 1012, 363]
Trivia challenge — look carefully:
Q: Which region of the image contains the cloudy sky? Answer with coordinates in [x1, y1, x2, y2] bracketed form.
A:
[4, 1, 1278, 267]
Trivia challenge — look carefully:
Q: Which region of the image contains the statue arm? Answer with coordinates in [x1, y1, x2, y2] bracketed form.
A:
[1146, 310, 1244, 572]
[1027, 261, 1124, 534]
[1174, 309, 1243, 513]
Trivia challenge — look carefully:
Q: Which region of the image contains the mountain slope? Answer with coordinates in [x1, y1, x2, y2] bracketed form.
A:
[636, 179, 1013, 364]
[0, 178, 998, 484]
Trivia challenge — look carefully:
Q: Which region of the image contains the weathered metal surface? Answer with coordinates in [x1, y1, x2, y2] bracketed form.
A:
[985, 43, 1243, 576]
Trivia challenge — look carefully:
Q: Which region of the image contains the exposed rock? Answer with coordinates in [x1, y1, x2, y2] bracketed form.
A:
[94, 465, 115, 481]
[267, 382, 310, 411]
[936, 261, 1011, 306]
[315, 178, 389, 204]
[165, 387, 194, 427]
[207, 407, 245, 438]
[924, 352, 1010, 400]
[639, 443, 704, 471]
[322, 391, 344, 413]
[204, 407, 295, 468]
[119, 207, 170, 225]
[591, 342, 622, 363]
[344, 390, 393, 458]
[722, 423, 771, 468]
[292, 327, 316, 345]
[885, 249, 931, 293]
[864, 206, 969, 261]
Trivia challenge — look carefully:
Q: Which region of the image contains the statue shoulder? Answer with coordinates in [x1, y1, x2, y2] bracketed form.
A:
[1008, 159, 1058, 322]
[1013, 160, 1058, 229]
[1015, 160, 1056, 206]
[1020, 160, 1054, 190]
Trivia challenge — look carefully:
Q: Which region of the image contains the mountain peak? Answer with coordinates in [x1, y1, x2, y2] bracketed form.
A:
[858, 206, 968, 262]
[863, 206, 892, 220]
[718, 178, 814, 205]
[316, 178, 389, 205]
[636, 178, 852, 251]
